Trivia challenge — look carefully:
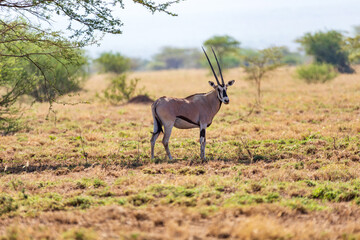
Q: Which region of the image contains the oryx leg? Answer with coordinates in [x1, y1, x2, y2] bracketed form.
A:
[150, 132, 160, 159]
[162, 123, 174, 160]
[150, 112, 162, 159]
[200, 125, 207, 161]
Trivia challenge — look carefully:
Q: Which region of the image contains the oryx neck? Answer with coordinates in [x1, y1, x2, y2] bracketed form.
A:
[204, 89, 222, 113]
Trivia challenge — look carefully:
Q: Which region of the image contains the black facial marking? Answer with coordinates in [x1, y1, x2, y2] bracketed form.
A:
[223, 90, 228, 98]
[176, 116, 199, 126]
[200, 129, 205, 138]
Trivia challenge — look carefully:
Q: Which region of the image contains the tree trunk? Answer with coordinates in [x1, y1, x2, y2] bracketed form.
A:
[256, 79, 261, 107]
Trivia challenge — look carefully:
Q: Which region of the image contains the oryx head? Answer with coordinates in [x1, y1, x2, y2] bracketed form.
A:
[202, 47, 235, 104]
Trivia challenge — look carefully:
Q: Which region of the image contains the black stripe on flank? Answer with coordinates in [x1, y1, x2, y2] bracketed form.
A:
[176, 116, 199, 126]
[200, 129, 205, 138]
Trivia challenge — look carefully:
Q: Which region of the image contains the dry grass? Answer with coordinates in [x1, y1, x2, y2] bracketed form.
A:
[1, 67, 360, 239]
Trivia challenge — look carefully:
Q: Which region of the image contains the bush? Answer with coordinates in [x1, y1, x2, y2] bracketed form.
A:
[102, 74, 144, 104]
[296, 63, 338, 83]
[0, 20, 88, 134]
[28, 52, 88, 102]
[0, 22, 88, 103]
[95, 52, 131, 74]
[297, 31, 354, 73]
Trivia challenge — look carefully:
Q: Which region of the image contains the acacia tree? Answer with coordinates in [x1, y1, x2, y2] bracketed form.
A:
[0, 20, 86, 132]
[344, 26, 360, 63]
[297, 30, 354, 73]
[0, 0, 181, 45]
[346, 36, 360, 63]
[0, 0, 181, 132]
[95, 52, 131, 74]
[203, 35, 240, 69]
[244, 47, 283, 108]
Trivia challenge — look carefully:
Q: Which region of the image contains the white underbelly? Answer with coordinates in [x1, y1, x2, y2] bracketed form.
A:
[174, 118, 199, 129]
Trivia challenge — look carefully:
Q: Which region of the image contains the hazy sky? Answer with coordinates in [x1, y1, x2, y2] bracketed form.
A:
[82, 0, 360, 59]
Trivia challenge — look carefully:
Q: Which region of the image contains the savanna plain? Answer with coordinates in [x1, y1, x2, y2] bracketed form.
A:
[1, 67, 360, 239]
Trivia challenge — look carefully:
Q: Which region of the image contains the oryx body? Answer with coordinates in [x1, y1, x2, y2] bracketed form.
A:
[150, 47, 235, 161]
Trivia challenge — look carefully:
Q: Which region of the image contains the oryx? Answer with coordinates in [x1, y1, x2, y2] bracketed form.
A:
[150, 47, 235, 161]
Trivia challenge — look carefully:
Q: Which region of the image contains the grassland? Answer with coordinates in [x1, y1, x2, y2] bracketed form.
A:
[1, 67, 360, 239]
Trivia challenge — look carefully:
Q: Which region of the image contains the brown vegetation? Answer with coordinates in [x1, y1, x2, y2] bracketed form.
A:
[1, 67, 360, 239]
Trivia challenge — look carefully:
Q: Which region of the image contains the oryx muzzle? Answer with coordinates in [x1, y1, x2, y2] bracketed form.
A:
[150, 47, 235, 161]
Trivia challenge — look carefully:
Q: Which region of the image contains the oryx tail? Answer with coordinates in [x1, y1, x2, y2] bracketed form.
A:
[151, 99, 164, 135]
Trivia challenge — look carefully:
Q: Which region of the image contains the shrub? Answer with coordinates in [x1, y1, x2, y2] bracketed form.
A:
[95, 52, 131, 74]
[102, 74, 144, 104]
[28, 52, 88, 102]
[296, 63, 338, 83]
[0, 30, 88, 103]
[0, 20, 88, 134]
[297, 30, 354, 73]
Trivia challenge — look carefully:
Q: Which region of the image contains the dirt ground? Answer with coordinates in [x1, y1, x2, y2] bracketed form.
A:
[1, 67, 360, 239]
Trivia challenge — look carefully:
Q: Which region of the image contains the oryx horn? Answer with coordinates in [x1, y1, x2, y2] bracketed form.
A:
[211, 47, 225, 86]
[202, 46, 221, 86]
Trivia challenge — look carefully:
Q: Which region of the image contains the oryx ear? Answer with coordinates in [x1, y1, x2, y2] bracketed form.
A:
[226, 80, 235, 87]
[208, 81, 216, 88]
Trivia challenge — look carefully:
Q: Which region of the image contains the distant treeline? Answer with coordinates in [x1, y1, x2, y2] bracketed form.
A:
[94, 46, 305, 72]
[93, 30, 360, 74]
[129, 46, 305, 71]
[93, 35, 307, 72]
